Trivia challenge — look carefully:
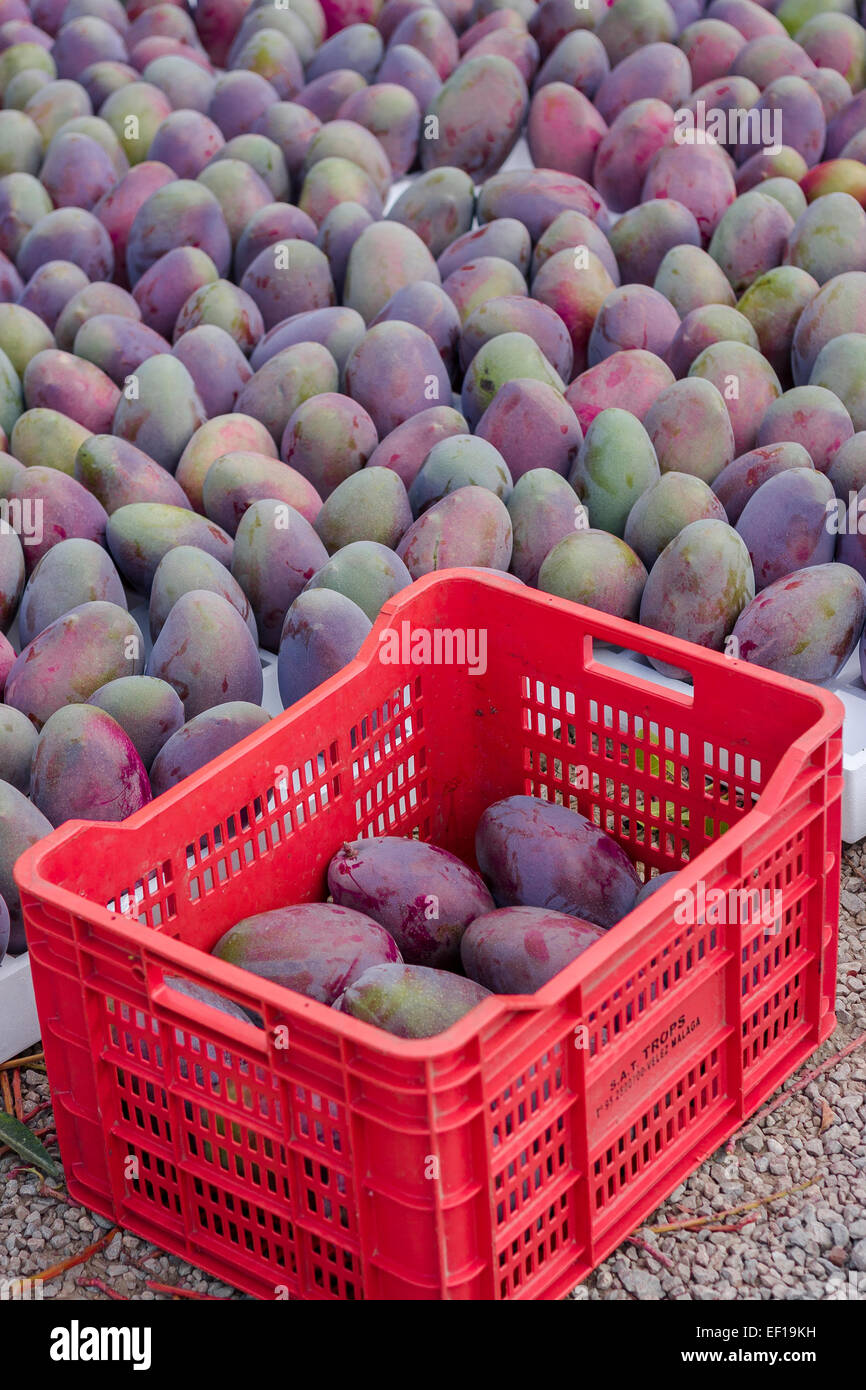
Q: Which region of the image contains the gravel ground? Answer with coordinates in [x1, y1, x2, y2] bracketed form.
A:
[2, 845, 865, 1302]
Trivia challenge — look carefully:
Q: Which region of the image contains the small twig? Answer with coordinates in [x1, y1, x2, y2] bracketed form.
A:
[22, 1099, 52, 1124]
[0, 1052, 44, 1072]
[699, 1218, 759, 1234]
[846, 862, 866, 889]
[649, 1180, 816, 1234]
[77, 1276, 128, 1301]
[0, 1070, 13, 1116]
[121, 1250, 163, 1278]
[625, 1235, 674, 1270]
[725, 1029, 866, 1153]
[31, 1227, 120, 1283]
[11, 1068, 23, 1122]
[145, 1280, 227, 1300]
[38, 1185, 76, 1206]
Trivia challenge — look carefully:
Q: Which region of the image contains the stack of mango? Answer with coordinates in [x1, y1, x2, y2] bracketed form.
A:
[2, 0, 866, 965]
[206, 793, 669, 1038]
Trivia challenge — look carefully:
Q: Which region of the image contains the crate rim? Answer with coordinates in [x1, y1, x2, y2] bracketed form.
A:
[14, 570, 844, 1062]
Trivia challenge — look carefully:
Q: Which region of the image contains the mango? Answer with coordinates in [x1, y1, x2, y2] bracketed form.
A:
[174, 413, 277, 512]
[565, 349, 675, 434]
[531, 246, 615, 373]
[645, 378, 736, 483]
[172, 324, 253, 419]
[639, 518, 755, 676]
[54, 281, 140, 354]
[476, 794, 640, 928]
[281, 391, 377, 501]
[0, 302, 54, 375]
[809, 331, 866, 431]
[249, 305, 364, 380]
[732, 561, 866, 680]
[736, 465, 835, 587]
[688, 340, 782, 452]
[277, 587, 371, 706]
[0, 779, 53, 952]
[88, 674, 185, 773]
[537, 528, 648, 620]
[126, 178, 231, 285]
[146, 589, 263, 719]
[736, 264, 820, 384]
[75, 434, 191, 513]
[31, 703, 151, 827]
[654, 243, 737, 318]
[0, 525, 24, 630]
[149, 700, 271, 795]
[409, 434, 511, 516]
[461, 330, 563, 430]
[173, 279, 264, 355]
[712, 440, 815, 522]
[306, 538, 411, 618]
[461, 905, 604, 993]
[0, 706, 37, 794]
[149, 545, 257, 643]
[530, 208, 619, 285]
[235, 200, 317, 281]
[313, 466, 412, 552]
[757, 384, 854, 471]
[608, 198, 701, 285]
[396, 485, 512, 578]
[106, 503, 233, 591]
[18, 261, 89, 332]
[335, 962, 491, 1037]
[213, 902, 401, 1005]
[569, 408, 660, 536]
[202, 449, 321, 538]
[235, 341, 338, 442]
[328, 836, 493, 968]
[8, 464, 108, 571]
[459, 295, 573, 381]
[507, 468, 580, 586]
[366, 404, 467, 486]
[344, 321, 450, 437]
[10, 409, 91, 476]
[18, 538, 126, 646]
[387, 165, 475, 258]
[667, 302, 761, 378]
[477, 166, 610, 242]
[239, 237, 335, 332]
[624, 472, 728, 569]
[475, 379, 581, 483]
[232, 498, 329, 650]
[5, 600, 145, 729]
[112, 353, 207, 473]
[132, 244, 219, 339]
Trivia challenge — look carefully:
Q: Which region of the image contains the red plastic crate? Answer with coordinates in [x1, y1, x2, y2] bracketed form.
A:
[15, 572, 843, 1301]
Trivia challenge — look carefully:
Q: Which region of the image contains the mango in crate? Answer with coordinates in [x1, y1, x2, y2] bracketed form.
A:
[213, 903, 402, 1005]
[334, 962, 492, 1038]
